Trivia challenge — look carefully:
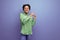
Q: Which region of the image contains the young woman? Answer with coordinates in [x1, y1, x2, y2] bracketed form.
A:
[20, 4, 36, 40]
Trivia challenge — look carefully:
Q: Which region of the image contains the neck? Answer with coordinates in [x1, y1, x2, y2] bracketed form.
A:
[24, 12, 28, 14]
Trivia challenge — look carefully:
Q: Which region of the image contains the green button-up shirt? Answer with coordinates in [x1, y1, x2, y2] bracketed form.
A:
[20, 12, 36, 35]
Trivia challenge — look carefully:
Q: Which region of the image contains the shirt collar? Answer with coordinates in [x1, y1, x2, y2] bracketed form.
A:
[23, 12, 28, 15]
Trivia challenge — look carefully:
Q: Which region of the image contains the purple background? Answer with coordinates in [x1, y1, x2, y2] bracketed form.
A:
[0, 0, 60, 40]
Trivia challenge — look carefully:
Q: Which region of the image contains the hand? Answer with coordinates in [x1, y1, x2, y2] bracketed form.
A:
[30, 12, 36, 20]
[30, 12, 35, 17]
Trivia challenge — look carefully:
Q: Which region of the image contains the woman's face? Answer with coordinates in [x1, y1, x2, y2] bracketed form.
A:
[24, 6, 30, 14]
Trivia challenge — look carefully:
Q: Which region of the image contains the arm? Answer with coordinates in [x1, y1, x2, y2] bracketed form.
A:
[30, 13, 36, 26]
[20, 13, 31, 24]
[31, 18, 36, 26]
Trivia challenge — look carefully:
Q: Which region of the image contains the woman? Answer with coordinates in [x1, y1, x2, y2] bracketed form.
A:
[20, 4, 36, 40]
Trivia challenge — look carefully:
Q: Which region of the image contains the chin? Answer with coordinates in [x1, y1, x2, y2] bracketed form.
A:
[25, 11, 29, 13]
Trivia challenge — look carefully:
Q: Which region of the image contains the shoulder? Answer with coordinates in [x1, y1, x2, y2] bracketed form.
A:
[20, 13, 24, 16]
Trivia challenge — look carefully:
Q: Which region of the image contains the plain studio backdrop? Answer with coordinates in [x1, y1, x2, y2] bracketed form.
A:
[0, 0, 60, 40]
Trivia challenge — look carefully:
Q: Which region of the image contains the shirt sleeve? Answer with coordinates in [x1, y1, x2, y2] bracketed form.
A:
[31, 17, 36, 26]
[20, 13, 31, 24]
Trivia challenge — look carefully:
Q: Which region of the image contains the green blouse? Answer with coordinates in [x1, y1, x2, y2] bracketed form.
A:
[20, 12, 36, 35]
